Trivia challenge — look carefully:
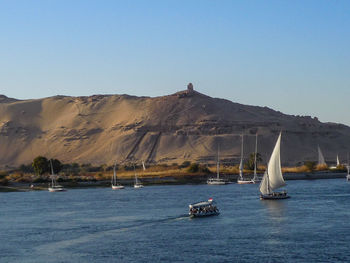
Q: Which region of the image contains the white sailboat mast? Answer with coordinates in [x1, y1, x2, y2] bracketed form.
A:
[112, 162, 117, 185]
[239, 134, 244, 179]
[254, 134, 258, 178]
[134, 164, 138, 184]
[217, 145, 220, 179]
[49, 159, 55, 187]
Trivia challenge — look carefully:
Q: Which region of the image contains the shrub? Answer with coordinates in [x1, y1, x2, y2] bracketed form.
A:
[304, 161, 316, 172]
[180, 161, 191, 168]
[187, 163, 199, 173]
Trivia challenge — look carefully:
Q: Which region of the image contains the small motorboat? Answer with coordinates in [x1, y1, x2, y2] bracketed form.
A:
[189, 198, 220, 217]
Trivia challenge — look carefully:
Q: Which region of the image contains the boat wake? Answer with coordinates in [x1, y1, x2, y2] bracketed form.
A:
[34, 214, 189, 256]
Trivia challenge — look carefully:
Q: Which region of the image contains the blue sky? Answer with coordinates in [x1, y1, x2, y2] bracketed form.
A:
[0, 0, 349, 125]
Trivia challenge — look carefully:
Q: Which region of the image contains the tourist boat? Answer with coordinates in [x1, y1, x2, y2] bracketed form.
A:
[237, 134, 254, 184]
[207, 146, 227, 185]
[259, 132, 290, 200]
[189, 198, 220, 217]
[134, 163, 144, 188]
[48, 160, 66, 192]
[111, 162, 124, 190]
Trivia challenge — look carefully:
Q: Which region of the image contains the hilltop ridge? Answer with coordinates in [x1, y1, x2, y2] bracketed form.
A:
[0, 84, 349, 168]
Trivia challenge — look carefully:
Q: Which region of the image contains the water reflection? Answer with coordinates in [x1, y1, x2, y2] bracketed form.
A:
[261, 200, 286, 222]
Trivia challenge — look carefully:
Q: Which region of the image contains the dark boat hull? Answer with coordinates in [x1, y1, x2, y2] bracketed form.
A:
[260, 192, 290, 200]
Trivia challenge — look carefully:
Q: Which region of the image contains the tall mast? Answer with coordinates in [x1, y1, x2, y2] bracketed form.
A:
[254, 133, 258, 178]
[133, 164, 138, 184]
[239, 134, 244, 179]
[50, 159, 55, 187]
[217, 145, 220, 179]
[113, 161, 117, 185]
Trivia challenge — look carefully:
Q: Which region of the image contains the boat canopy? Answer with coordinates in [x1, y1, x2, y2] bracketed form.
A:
[189, 200, 215, 208]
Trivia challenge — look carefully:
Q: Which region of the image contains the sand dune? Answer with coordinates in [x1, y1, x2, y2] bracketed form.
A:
[1, 87, 349, 168]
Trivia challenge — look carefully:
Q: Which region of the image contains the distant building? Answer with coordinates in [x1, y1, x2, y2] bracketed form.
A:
[175, 83, 195, 98]
[187, 83, 194, 93]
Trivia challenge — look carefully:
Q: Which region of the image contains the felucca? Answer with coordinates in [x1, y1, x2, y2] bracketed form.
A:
[48, 159, 66, 192]
[111, 162, 124, 190]
[318, 146, 326, 166]
[259, 133, 289, 200]
[237, 134, 254, 184]
[134, 163, 144, 188]
[207, 146, 227, 185]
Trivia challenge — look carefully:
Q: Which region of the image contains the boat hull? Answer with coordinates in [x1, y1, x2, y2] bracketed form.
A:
[237, 179, 254, 184]
[112, 185, 125, 190]
[189, 211, 220, 217]
[207, 181, 227, 185]
[134, 184, 144, 188]
[260, 192, 290, 200]
[48, 187, 66, 192]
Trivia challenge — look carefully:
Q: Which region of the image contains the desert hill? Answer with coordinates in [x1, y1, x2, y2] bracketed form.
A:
[0, 85, 349, 168]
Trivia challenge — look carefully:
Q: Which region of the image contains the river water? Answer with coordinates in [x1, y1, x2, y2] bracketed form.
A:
[1, 179, 350, 262]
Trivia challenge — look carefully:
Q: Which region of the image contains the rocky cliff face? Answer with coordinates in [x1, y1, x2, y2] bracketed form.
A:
[0, 90, 349, 168]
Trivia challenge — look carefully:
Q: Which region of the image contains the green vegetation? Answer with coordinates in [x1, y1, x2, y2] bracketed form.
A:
[304, 161, 316, 172]
[246, 152, 262, 170]
[32, 156, 49, 175]
[1, 155, 348, 187]
[0, 171, 9, 186]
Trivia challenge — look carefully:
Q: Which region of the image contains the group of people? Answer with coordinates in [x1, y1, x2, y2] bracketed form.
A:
[190, 205, 219, 215]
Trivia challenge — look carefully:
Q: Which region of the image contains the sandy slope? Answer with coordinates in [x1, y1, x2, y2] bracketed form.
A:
[0, 89, 349, 168]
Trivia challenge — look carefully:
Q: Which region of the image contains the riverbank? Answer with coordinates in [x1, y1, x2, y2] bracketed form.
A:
[1, 171, 347, 192]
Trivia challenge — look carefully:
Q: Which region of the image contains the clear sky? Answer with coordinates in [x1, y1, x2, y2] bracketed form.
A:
[1, 0, 349, 125]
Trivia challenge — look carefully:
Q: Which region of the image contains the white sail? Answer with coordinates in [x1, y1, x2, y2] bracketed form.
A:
[142, 160, 146, 171]
[259, 171, 269, 195]
[259, 133, 286, 194]
[337, 155, 340, 166]
[318, 146, 326, 165]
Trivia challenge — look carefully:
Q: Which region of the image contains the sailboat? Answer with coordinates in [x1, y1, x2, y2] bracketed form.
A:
[48, 159, 66, 192]
[252, 134, 261, 183]
[259, 132, 289, 200]
[111, 162, 124, 190]
[237, 134, 254, 184]
[134, 163, 144, 188]
[207, 146, 227, 185]
[318, 146, 326, 166]
[330, 155, 341, 169]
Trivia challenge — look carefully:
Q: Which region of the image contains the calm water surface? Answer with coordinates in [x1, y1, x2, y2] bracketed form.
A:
[1, 179, 350, 262]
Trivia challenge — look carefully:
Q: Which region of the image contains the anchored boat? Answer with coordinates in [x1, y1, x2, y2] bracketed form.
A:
[134, 163, 144, 188]
[111, 162, 124, 190]
[48, 159, 66, 192]
[237, 134, 254, 184]
[207, 146, 227, 185]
